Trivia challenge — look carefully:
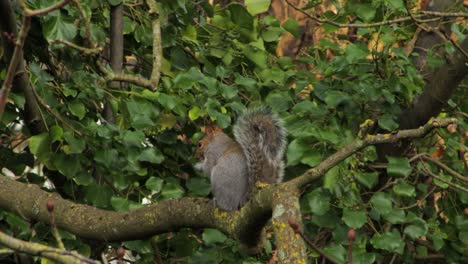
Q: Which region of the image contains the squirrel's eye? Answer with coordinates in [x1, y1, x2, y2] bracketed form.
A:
[198, 142, 202, 148]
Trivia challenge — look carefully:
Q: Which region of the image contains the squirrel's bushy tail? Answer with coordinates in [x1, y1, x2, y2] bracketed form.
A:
[233, 107, 287, 184]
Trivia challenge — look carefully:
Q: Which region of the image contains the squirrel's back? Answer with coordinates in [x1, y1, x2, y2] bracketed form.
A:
[233, 107, 287, 185]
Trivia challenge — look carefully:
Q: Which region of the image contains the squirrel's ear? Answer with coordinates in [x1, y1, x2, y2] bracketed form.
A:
[204, 125, 222, 136]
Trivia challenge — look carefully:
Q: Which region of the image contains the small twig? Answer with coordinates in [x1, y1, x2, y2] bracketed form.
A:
[284, 0, 442, 29]
[0, 16, 31, 120]
[420, 11, 468, 18]
[397, 186, 436, 210]
[292, 118, 458, 188]
[422, 155, 468, 182]
[150, 237, 163, 264]
[421, 163, 468, 192]
[98, 61, 155, 89]
[0, 230, 100, 264]
[347, 229, 355, 264]
[437, 28, 468, 59]
[288, 219, 340, 264]
[46, 200, 65, 250]
[52, 39, 102, 55]
[0, 249, 14, 255]
[145, 0, 162, 88]
[71, 0, 94, 47]
[18, 0, 71, 17]
[31, 85, 83, 136]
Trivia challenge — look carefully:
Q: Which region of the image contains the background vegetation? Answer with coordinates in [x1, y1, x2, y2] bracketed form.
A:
[0, 0, 467, 263]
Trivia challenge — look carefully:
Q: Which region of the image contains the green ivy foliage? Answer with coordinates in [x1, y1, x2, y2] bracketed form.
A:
[0, 0, 467, 263]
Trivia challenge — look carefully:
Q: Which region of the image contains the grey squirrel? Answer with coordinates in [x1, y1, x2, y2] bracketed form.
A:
[195, 107, 287, 211]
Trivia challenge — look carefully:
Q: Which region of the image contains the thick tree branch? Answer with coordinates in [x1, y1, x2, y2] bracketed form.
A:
[271, 186, 307, 263]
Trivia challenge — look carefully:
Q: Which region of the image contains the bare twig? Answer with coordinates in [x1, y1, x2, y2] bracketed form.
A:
[422, 155, 468, 182]
[145, 0, 162, 88]
[421, 165, 468, 192]
[291, 118, 458, 188]
[31, 85, 83, 136]
[288, 219, 340, 264]
[284, 0, 443, 29]
[18, 0, 71, 17]
[0, 230, 99, 264]
[420, 11, 468, 18]
[52, 39, 102, 55]
[0, 16, 31, 120]
[71, 0, 93, 47]
[397, 186, 436, 210]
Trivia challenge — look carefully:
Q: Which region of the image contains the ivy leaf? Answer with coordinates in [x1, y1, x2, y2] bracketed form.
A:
[202, 229, 227, 245]
[228, 4, 253, 30]
[186, 178, 211, 197]
[43, 13, 77, 42]
[383, 209, 406, 224]
[123, 240, 152, 255]
[69, 102, 86, 120]
[433, 174, 451, 189]
[286, 139, 308, 166]
[371, 230, 405, 254]
[324, 91, 350, 108]
[378, 114, 399, 131]
[53, 154, 81, 178]
[84, 185, 113, 208]
[145, 177, 163, 193]
[322, 243, 346, 263]
[282, 18, 299, 38]
[29, 133, 51, 162]
[50, 125, 63, 143]
[95, 149, 119, 168]
[404, 218, 428, 240]
[306, 189, 330, 216]
[63, 132, 86, 154]
[387, 156, 412, 178]
[342, 208, 367, 229]
[355, 3, 376, 21]
[161, 182, 185, 199]
[345, 44, 368, 63]
[111, 196, 130, 212]
[138, 148, 164, 164]
[355, 172, 379, 189]
[370, 192, 392, 215]
[393, 182, 416, 197]
[189, 106, 206, 121]
[245, 0, 271, 15]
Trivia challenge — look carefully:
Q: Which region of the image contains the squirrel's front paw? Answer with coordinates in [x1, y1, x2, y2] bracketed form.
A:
[255, 181, 270, 189]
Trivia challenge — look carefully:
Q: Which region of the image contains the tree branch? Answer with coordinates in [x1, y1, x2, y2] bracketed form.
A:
[0, 230, 99, 264]
[0, 16, 31, 121]
[284, 0, 466, 29]
[290, 118, 457, 188]
[145, 0, 162, 88]
[271, 186, 307, 263]
[18, 0, 71, 17]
